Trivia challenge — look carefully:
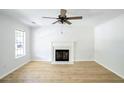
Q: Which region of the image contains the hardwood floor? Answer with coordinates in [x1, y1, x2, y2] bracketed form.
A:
[0, 61, 124, 83]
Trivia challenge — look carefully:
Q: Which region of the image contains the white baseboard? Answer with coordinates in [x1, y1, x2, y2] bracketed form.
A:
[31, 59, 95, 62]
[96, 61, 124, 79]
[31, 58, 51, 61]
[74, 60, 95, 62]
[0, 60, 30, 79]
[31, 60, 95, 64]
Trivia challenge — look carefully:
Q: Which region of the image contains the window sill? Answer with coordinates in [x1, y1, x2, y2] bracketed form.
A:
[15, 55, 26, 59]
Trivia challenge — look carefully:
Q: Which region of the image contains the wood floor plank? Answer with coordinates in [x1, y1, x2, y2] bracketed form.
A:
[0, 61, 124, 83]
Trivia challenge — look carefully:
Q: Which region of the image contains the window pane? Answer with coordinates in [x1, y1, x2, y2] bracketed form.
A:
[15, 29, 26, 58]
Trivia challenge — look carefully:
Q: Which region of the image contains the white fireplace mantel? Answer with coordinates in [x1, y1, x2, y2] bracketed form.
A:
[51, 41, 74, 64]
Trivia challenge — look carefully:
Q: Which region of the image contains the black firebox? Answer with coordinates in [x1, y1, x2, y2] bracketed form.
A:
[55, 50, 69, 61]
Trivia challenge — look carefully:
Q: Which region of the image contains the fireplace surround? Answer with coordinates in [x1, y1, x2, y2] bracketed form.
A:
[51, 42, 74, 64]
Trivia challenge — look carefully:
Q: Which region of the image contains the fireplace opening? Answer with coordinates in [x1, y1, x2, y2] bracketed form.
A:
[55, 50, 69, 61]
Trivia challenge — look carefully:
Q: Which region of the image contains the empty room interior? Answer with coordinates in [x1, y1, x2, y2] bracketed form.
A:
[0, 9, 124, 83]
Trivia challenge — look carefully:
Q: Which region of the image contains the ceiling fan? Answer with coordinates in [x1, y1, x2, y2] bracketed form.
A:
[42, 9, 83, 25]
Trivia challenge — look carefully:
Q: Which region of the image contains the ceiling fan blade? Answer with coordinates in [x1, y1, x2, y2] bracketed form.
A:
[67, 16, 82, 20]
[42, 17, 58, 19]
[64, 20, 72, 25]
[52, 20, 60, 24]
[60, 9, 67, 17]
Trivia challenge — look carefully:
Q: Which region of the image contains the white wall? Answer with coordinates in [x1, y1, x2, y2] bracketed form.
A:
[95, 14, 124, 78]
[0, 14, 31, 78]
[31, 25, 94, 61]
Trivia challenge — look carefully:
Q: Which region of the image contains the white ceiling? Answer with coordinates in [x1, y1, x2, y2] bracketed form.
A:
[0, 9, 124, 27]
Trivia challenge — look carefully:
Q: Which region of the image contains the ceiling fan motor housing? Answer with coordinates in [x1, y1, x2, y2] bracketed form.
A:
[58, 15, 67, 24]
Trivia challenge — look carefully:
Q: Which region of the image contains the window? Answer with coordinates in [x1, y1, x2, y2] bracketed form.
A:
[15, 29, 26, 58]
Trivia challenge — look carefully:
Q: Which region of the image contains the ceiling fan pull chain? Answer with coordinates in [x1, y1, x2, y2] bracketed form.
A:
[60, 24, 64, 34]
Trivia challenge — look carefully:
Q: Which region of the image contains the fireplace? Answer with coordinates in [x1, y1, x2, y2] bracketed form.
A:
[51, 42, 74, 64]
[55, 50, 69, 61]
